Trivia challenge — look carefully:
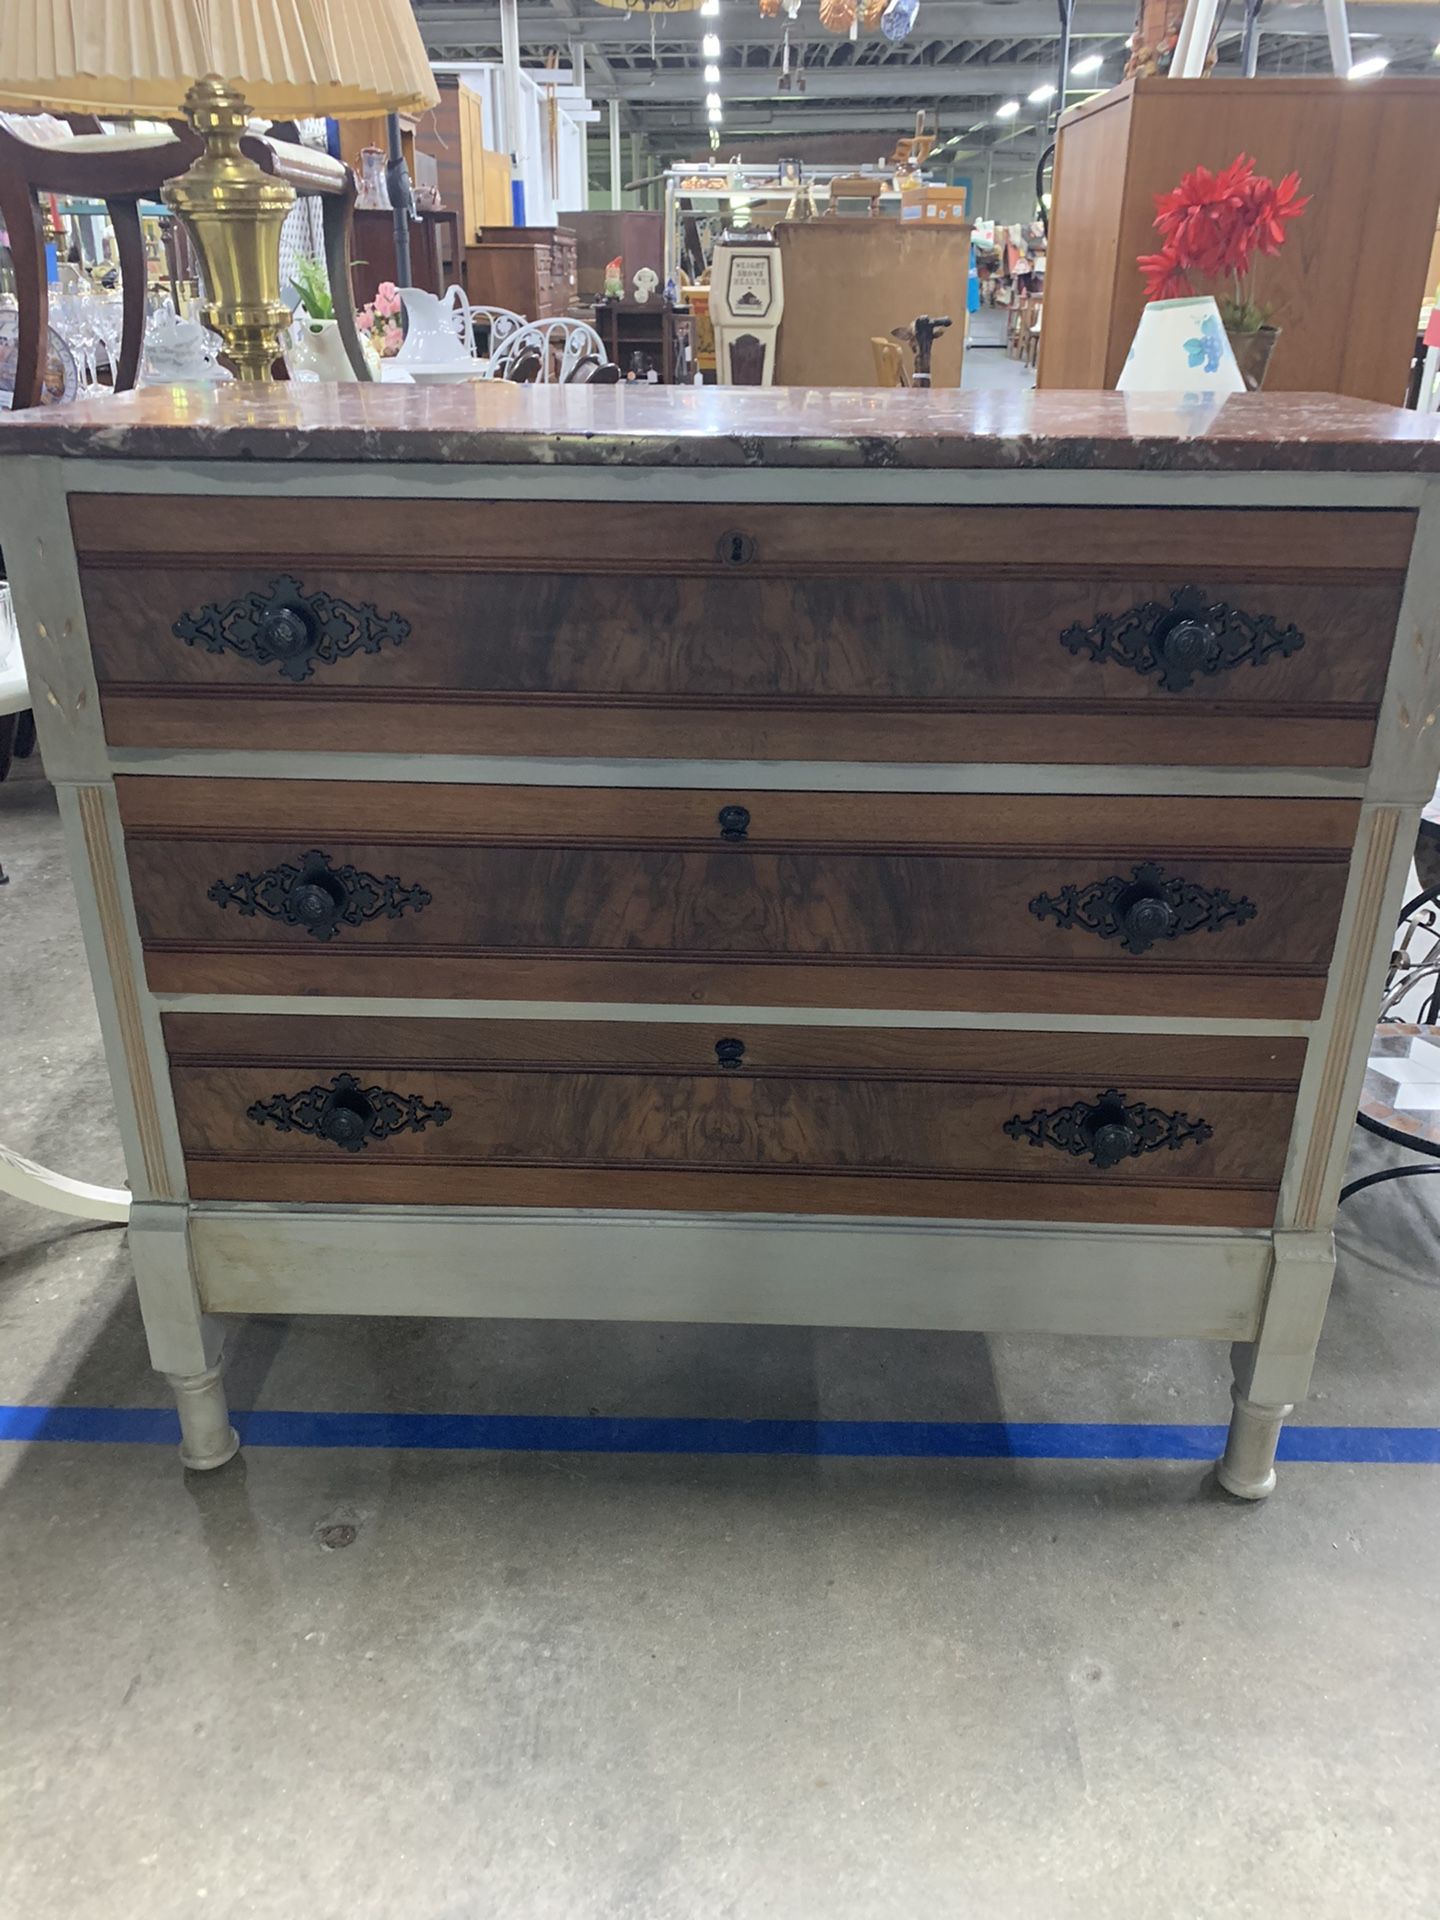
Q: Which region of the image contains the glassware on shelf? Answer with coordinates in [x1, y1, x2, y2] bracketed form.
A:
[138, 297, 232, 385]
[355, 148, 391, 210]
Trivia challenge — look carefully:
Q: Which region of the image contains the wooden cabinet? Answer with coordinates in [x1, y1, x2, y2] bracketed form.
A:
[425, 73, 512, 238]
[1039, 77, 1440, 403]
[774, 220, 972, 388]
[592, 302, 693, 382]
[564, 210, 664, 306]
[350, 208, 463, 305]
[466, 227, 578, 321]
[7, 383, 1439, 1498]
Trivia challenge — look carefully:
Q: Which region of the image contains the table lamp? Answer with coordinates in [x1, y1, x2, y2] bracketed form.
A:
[0, 2, 438, 379]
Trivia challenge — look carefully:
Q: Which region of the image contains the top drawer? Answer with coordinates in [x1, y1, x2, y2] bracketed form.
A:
[73, 498, 1412, 767]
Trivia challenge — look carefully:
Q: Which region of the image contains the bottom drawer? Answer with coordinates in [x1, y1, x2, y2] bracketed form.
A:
[164, 1016, 1303, 1228]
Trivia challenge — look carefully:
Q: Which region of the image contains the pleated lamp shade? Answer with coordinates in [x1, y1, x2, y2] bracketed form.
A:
[0, 0, 439, 119]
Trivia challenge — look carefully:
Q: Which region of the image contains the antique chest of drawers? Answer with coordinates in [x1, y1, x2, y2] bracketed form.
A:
[4, 385, 1438, 1496]
[466, 225, 578, 322]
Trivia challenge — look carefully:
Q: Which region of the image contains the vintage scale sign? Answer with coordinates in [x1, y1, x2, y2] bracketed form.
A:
[710, 230, 785, 384]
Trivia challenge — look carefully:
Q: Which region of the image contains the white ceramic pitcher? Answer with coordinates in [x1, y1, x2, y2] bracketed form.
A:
[394, 285, 474, 368]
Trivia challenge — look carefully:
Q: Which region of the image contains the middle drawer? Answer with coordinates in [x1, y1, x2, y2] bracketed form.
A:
[118, 781, 1356, 1020]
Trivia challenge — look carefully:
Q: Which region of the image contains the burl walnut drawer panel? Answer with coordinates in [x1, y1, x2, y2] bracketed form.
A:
[163, 1014, 1306, 1228]
[118, 781, 1358, 1019]
[75, 499, 1412, 767]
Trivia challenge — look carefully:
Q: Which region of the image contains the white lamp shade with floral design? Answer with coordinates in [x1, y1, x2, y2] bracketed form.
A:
[1117, 295, 1245, 397]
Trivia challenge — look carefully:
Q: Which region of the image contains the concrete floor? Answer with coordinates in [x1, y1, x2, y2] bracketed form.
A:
[963, 305, 1035, 391]
[3, 758, 1440, 1920]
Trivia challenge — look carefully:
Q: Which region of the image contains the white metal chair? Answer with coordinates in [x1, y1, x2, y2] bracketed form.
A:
[493, 317, 608, 384]
[468, 304, 525, 360]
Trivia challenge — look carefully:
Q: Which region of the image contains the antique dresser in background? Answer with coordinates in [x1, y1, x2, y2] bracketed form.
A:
[3, 385, 1437, 1498]
[465, 224, 579, 322]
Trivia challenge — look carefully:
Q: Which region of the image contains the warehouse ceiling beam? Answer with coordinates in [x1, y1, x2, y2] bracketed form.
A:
[414, 0, 1440, 47]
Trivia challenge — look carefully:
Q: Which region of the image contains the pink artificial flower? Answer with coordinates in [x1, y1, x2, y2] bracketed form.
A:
[356, 308, 374, 332]
[374, 281, 402, 319]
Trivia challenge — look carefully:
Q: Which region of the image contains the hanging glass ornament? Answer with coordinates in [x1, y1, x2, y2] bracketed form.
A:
[860, 0, 886, 26]
[819, 0, 857, 31]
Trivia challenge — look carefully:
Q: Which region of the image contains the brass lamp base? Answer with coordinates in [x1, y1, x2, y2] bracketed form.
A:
[162, 76, 295, 381]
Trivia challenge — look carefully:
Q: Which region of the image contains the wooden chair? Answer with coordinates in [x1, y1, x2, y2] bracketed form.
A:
[826, 174, 887, 217]
[1023, 299, 1043, 369]
[0, 115, 370, 409]
[870, 335, 911, 388]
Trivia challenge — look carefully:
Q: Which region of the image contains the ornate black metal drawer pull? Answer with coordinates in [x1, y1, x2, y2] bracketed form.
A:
[173, 573, 410, 684]
[1004, 1089, 1212, 1171]
[717, 804, 751, 841]
[715, 1037, 746, 1070]
[208, 849, 431, 942]
[1029, 861, 1257, 957]
[1061, 587, 1304, 694]
[247, 1073, 451, 1152]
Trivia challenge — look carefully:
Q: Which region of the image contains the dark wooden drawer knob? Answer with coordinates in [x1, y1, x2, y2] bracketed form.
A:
[716, 530, 758, 566]
[247, 1072, 451, 1152]
[715, 1037, 746, 1070]
[208, 849, 432, 943]
[717, 804, 751, 840]
[1028, 862, 1257, 957]
[172, 572, 410, 684]
[1004, 1088, 1212, 1170]
[1060, 586, 1304, 694]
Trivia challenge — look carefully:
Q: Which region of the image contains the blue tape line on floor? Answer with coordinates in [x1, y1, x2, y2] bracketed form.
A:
[2, 1405, 1440, 1463]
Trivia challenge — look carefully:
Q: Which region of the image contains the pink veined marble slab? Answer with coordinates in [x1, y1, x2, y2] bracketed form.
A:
[2, 383, 1440, 470]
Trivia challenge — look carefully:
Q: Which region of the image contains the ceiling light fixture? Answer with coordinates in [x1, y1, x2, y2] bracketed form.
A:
[706, 90, 721, 108]
[708, 105, 723, 122]
[702, 0, 720, 14]
[702, 33, 722, 58]
[1070, 52, 1104, 75]
[1027, 81, 1056, 102]
[995, 99, 1021, 119]
[1347, 52, 1390, 77]
[703, 62, 720, 82]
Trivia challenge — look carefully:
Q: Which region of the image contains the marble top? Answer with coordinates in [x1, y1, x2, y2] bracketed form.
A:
[1, 383, 1439, 471]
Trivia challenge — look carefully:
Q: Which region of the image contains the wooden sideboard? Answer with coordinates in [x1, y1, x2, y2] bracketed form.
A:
[3, 385, 1438, 1499]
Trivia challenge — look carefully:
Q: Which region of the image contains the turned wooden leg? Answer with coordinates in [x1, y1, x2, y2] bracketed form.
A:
[169, 1358, 240, 1472]
[1217, 1385, 1293, 1501]
[1215, 1228, 1335, 1503]
[131, 1202, 240, 1472]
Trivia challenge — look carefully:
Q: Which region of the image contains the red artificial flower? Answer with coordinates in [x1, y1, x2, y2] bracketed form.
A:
[1138, 153, 1309, 302]
[1242, 169, 1310, 255]
[1138, 245, 1193, 302]
[1153, 154, 1259, 279]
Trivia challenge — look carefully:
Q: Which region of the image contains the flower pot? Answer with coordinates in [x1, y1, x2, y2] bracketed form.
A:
[286, 317, 358, 383]
[1225, 325, 1280, 392]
